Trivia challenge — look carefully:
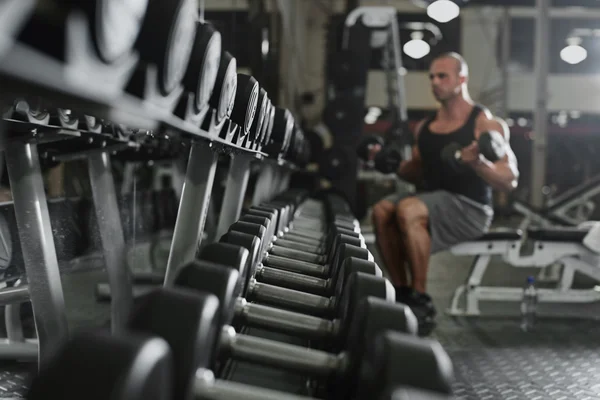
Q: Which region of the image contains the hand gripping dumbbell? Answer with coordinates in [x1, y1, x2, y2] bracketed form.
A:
[441, 130, 507, 174]
[29, 291, 454, 400]
[197, 242, 391, 341]
[127, 287, 454, 400]
[356, 135, 403, 174]
[200, 237, 386, 322]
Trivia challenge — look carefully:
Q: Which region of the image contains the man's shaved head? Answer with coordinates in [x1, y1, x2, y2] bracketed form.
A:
[432, 52, 469, 78]
[429, 52, 470, 103]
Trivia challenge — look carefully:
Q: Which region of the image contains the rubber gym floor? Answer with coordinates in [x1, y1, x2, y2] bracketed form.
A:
[1, 219, 600, 399]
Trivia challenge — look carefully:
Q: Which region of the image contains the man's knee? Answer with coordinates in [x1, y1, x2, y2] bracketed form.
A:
[396, 197, 428, 231]
[372, 200, 395, 227]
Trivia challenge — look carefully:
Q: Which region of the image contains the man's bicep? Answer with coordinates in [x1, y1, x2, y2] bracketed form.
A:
[500, 144, 519, 178]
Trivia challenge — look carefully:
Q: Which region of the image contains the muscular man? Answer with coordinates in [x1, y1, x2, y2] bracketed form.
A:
[371, 52, 519, 335]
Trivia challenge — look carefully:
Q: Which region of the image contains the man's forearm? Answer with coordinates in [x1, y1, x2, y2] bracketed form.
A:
[472, 160, 517, 192]
[397, 160, 422, 185]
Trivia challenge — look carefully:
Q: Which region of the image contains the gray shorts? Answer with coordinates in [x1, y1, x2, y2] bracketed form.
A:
[383, 189, 494, 254]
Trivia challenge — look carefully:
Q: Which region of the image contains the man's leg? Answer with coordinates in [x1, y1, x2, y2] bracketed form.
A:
[371, 200, 409, 286]
[396, 197, 431, 293]
[395, 197, 436, 336]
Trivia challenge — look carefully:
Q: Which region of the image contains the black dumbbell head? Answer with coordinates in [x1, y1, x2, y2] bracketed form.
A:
[335, 297, 420, 399]
[230, 74, 259, 136]
[127, 288, 220, 399]
[259, 101, 275, 149]
[357, 330, 454, 398]
[336, 273, 395, 341]
[249, 89, 268, 146]
[281, 112, 295, 154]
[357, 135, 385, 161]
[478, 130, 506, 162]
[27, 330, 172, 400]
[374, 146, 403, 174]
[209, 51, 238, 124]
[135, 0, 198, 95]
[198, 243, 250, 296]
[219, 231, 261, 290]
[182, 22, 222, 112]
[175, 260, 240, 330]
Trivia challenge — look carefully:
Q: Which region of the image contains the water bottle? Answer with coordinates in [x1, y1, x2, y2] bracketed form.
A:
[520, 276, 538, 332]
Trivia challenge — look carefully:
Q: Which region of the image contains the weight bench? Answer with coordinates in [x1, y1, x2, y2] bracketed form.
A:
[513, 173, 600, 230]
[447, 226, 600, 317]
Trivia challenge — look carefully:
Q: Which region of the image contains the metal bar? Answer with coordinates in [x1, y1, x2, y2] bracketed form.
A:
[251, 163, 274, 205]
[390, 17, 408, 123]
[248, 279, 332, 315]
[235, 298, 335, 340]
[263, 255, 328, 277]
[0, 339, 38, 361]
[195, 368, 315, 400]
[88, 152, 132, 333]
[5, 141, 68, 367]
[256, 265, 329, 294]
[215, 154, 252, 239]
[164, 142, 218, 286]
[6, 303, 24, 342]
[530, 0, 550, 208]
[220, 326, 342, 377]
[0, 284, 30, 306]
[500, 7, 511, 119]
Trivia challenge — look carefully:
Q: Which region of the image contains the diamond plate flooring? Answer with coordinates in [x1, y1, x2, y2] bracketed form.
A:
[2, 228, 600, 398]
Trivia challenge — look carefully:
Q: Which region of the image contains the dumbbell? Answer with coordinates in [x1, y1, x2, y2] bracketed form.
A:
[223, 222, 369, 282]
[31, 294, 453, 400]
[173, 21, 221, 123]
[247, 201, 360, 255]
[190, 243, 400, 343]
[441, 130, 507, 174]
[128, 287, 453, 399]
[356, 135, 403, 174]
[215, 73, 258, 144]
[27, 330, 172, 400]
[244, 88, 269, 149]
[220, 226, 372, 298]
[206, 236, 380, 317]
[239, 208, 363, 266]
[244, 207, 358, 258]
[262, 107, 295, 159]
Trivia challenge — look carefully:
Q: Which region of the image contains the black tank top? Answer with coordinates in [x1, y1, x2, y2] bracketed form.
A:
[417, 104, 492, 207]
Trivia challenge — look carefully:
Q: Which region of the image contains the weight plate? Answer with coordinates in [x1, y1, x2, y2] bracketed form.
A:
[164, 0, 197, 95]
[96, 0, 149, 63]
[230, 74, 259, 135]
[197, 29, 221, 112]
[260, 100, 275, 148]
[182, 22, 222, 112]
[210, 52, 237, 124]
[249, 89, 268, 145]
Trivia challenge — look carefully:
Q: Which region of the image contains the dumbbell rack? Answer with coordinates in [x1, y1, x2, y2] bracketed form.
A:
[0, 0, 307, 384]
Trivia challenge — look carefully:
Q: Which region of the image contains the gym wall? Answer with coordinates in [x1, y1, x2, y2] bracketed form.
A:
[362, 1, 600, 114]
